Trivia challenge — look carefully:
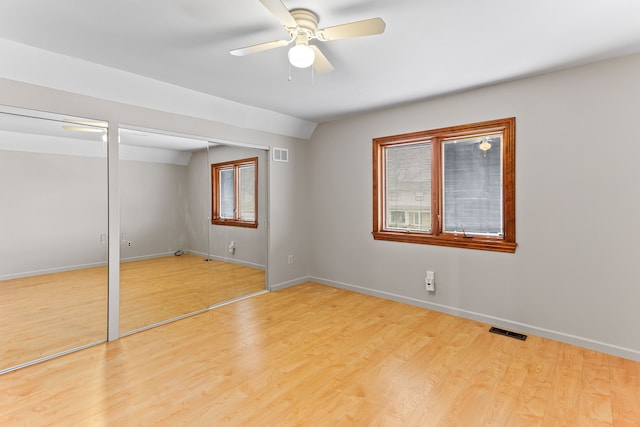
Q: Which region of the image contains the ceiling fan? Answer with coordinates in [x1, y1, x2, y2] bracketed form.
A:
[230, 0, 386, 73]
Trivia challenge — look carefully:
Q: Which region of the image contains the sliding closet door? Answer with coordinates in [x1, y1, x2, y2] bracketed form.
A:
[0, 108, 108, 374]
[207, 145, 267, 305]
[118, 127, 211, 335]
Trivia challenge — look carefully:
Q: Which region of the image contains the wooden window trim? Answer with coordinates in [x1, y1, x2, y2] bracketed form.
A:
[372, 118, 516, 253]
[211, 157, 258, 228]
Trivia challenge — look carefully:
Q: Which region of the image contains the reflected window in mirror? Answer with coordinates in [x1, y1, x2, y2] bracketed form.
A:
[211, 157, 258, 228]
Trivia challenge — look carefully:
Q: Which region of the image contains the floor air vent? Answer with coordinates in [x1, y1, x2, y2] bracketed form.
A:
[489, 327, 527, 341]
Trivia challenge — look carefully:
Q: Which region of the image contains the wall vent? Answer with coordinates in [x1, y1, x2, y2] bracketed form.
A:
[489, 326, 527, 341]
[273, 147, 289, 162]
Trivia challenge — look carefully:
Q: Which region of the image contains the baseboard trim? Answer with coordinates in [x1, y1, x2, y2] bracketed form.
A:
[309, 276, 640, 362]
[269, 276, 309, 292]
[121, 252, 175, 263]
[2, 251, 265, 281]
[1, 261, 107, 281]
[188, 250, 265, 270]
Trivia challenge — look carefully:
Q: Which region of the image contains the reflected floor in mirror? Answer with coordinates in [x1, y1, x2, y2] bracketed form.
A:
[120, 254, 265, 334]
[0, 254, 264, 371]
[0, 268, 108, 371]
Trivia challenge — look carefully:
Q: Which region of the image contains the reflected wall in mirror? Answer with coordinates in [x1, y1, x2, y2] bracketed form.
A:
[118, 127, 211, 334]
[205, 145, 267, 305]
[0, 107, 108, 373]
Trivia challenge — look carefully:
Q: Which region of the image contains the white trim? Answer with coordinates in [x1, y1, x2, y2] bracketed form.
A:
[0, 340, 106, 376]
[269, 276, 309, 292]
[107, 123, 120, 341]
[308, 276, 640, 362]
[120, 308, 210, 338]
[0, 251, 258, 280]
[187, 250, 265, 270]
[120, 251, 179, 263]
[0, 261, 107, 281]
[120, 124, 271, 152]
[208, 290, 269, 309]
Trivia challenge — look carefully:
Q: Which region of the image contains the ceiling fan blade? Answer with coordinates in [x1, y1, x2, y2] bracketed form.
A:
[318, 17, 386, 41]
[310, 45, 334, 74]
[230, 39, 291, 56]
[259, 0, 298, 28]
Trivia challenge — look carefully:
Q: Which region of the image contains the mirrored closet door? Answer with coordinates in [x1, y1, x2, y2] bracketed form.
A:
[207, 144, 267, 305]
[118, 127, 212, 334]
[0, 107, 108, 373]
[118, 127, 269, 335]
[0, 112, 270, 372]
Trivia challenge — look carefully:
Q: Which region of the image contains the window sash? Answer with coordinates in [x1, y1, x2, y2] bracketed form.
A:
[219, 168, 235, 219]
[237, 164, 255, 222]
[383, 142, 432, 233]
[442, 134, 503, 237]
[211, 157, 258, 228]
[372, 117, 516, 253]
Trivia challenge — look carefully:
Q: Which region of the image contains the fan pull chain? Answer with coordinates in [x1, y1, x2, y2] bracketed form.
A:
[288, 63, 292, 82]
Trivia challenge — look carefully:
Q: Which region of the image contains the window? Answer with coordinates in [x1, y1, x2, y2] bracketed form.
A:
[373, 118, 516, 253]
[211, 157, 258, 228]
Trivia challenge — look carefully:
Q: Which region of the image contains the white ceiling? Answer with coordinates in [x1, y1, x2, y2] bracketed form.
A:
[0, 0, 639, 124]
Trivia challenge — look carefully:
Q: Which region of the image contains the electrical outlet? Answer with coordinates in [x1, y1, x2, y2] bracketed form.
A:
[127, 241, 132, 247]
[288, 255, 294, 264]
[425, 270, 435, 292]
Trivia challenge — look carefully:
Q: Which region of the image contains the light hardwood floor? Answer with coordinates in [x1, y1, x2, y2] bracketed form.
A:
[1, 282, 638, 426]
[0, 254, 265, 372]
[120, 254, 265, 333]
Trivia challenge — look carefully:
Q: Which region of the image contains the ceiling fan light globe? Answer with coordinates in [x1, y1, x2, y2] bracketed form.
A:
[288, 44, 315, 68]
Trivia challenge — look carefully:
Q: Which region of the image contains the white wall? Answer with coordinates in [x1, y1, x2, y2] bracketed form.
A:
[120, 159, 189, 261]
[0, 135, 203, 272]
[307, 53, 640, 361]
[268, 139, 311, 289]
[0, 149, 107, 279]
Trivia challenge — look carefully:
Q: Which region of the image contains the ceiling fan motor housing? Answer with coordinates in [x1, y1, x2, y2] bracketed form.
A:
[289, 9, 318, 41]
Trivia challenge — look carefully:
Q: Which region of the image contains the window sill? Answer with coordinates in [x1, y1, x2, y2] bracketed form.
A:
[211, 219, 258, 229]
[372, 231, 516, 253]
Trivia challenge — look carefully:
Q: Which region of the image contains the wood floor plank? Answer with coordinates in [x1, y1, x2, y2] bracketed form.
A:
[609, 355, 640, 426]
[578, 350, 614, 425]
[540, 344, 583, 426]
[1, 282, 639, 426]
[505, 335, 562, 425]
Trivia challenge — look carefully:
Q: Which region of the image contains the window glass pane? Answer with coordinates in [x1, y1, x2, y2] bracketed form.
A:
[238, 164, 255, 222]
[443, 134, 503, 236]
[219, 168, 234, 218]
[384, 143, 431, 232]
